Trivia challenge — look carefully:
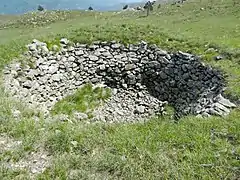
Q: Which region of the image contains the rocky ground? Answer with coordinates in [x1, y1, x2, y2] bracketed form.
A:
[92, 88, 166, 123]
[0, 135, 51, 178]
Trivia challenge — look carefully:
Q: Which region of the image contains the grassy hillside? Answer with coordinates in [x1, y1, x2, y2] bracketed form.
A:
[0, 0, 240, 179]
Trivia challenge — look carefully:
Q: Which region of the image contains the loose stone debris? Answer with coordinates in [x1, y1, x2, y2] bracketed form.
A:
[3, 38, 236, 122]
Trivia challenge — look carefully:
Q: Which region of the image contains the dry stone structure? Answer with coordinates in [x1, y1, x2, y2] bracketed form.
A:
[3, 38, 236, 122]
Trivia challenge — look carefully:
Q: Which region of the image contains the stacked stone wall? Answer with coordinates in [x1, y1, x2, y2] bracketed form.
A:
[3, 39, 236, 121]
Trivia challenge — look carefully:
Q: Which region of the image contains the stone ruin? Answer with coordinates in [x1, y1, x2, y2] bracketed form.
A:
[3, 38, 236, 122]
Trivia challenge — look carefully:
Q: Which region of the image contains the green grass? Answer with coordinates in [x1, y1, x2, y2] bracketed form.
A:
[1, 112, 239, 179]
[0, 0, 240, 179]
[51, 83, 111, 117]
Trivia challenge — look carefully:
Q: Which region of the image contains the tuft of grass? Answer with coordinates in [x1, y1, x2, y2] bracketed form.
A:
[51, 83, 111, 117]
[45, 38, 61, 52]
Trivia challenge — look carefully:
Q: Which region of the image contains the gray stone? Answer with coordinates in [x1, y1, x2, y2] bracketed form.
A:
[68, 46, 75, 52]
[97, 48, 107, 52]
[39, 64, 49, 71]
[68, 56, 75, 61]
[156, 49, 168, 56]
[89, 55, 98, 61]
[74, 112, 88, 120]
[159, 71, 168, 79]
[214, 55, 223, 61]
[11, 79, 20, 87]
[48, 65, 58, 74]
[52, 74, 62, 82]
[99, 64, 106, 71]
[217, 94, 236, 108]
[28, 69, 41, 77]
[22, 80, 32, 88]
[89, 45, 98, 50]
[178, 51, 193, 58]
[91, 78, 99, 83]
[102, 51, 112, 58]
[127, 74, 136, 85]
[111, 43, 121, 49]
[201, 112, 211, 118]
[28, 43, 37, 51]
[75, 50, 84, 56]
[112, 88, 118, 95]
[125, 64, 136, 71]
[122, 84, 128, 89]
[41, 46, 49, 53]
[60, 38, 69, 45]
[135, 106, 145, 114]
[214, 102, 231, 114]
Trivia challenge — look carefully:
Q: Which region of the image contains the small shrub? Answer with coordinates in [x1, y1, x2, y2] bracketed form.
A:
[123, 5, 128, 10]
[88, 7, 93, 11]
[37, 5, 44, 12]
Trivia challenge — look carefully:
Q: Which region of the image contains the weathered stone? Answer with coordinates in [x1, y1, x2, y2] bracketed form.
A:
[97, 48, 106, 52]
[111, 43, 121, 49]
[125, 64, 136, 71]
[99, 64, 106, 71]
[60, 38, 69, 45]
[41, 46, 49, 53]
[11, 79, 20, 87]
[28, 43, 37, 51]
[68, 56, 75, 61]
[156, 49, 168, 56]
[127, 74, 136, 85]
[74, 112, 88, 120]
[48, 65, 58, 74]
[217, 94, 236, 108]
[214, 102, 231, 114]
[89, 55, 98, 61]
[51, 74, 62, 82]
[135, 106, 145, 114]
[122, 84, 128, 89]
[22, 80, 32, 89]
[159, 71, 168, 79]
[68, 46, 75, 52]
[214, 55, 223, 61]
[90, 78, 99, 83]
[75, 50, 84, 56]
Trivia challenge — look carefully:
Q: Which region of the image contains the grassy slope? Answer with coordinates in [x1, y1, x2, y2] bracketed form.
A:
[0, 0, 240, 179]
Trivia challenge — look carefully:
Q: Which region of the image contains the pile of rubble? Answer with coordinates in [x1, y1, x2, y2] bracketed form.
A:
[3, 38, 236, 122]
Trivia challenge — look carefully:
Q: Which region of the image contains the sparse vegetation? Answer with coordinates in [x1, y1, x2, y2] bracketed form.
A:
[0, 0, 239, 179]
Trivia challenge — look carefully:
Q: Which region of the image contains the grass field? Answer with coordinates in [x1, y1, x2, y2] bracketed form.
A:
[0, 0, 240, 179]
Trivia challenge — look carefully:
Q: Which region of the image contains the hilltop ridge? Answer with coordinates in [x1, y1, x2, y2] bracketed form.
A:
[0, 0, 144, 14]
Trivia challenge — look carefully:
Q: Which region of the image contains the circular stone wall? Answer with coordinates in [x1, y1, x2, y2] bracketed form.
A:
[3, 38, 236, 121]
